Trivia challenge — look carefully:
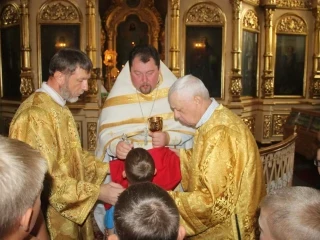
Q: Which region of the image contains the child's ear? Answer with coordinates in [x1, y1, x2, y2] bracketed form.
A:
[122, 171, 127, 179]
[177, 226, 186, 240]
[154, 168, 157, 176]
[20, 208, 33, 232]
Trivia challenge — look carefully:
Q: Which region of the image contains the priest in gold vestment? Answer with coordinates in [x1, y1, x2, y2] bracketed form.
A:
[9, 48, 124, 239]
[168, 75, 266, 239]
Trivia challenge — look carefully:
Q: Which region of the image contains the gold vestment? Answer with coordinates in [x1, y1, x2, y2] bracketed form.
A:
[169, 105, 266, 239]
[9, 92, 108, 240]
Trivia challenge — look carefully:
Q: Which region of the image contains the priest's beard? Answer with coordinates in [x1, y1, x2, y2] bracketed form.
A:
[61, 81, 78, 103]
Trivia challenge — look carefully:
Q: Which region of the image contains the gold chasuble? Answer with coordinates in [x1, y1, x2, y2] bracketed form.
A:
[169, 105, 266, 239]
[9, 93, 108, 240]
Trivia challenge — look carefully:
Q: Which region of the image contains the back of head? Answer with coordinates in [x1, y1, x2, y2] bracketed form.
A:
[168, 74, 210, 102]
[125, 148, 155, 184]
[0, 136, 47, 238]
[260, 186, 320, 240]
[48, 47, 93, 76]
[128, 44, 160, 69]
[114, 182, 180, 240]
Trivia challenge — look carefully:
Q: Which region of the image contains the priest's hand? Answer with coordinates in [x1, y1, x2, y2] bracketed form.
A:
[169, 148, 180, 157]
[149, 131, 169, 147]
[99, 182, 124, 205]
[116, 141, 134, 159]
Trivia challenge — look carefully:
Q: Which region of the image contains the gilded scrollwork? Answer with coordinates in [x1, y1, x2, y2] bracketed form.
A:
[171, 0, 180, 8]
[1, 4, 20, 26]
[243, 10, 259, 31]
[20, 71, 33, 98]
[39, 1, 79, 21]
[263, 115, 271, 139]
[243, 0, 260, 5]
[87, 122, 97, 151]
[242, 116, 256, 134]
[230, 0, 241, 20]
[276, 0, 312, 9]
[262, 77, 274, 97]
[276, 15, 307, 34]
[230, 77, 242, 97]
[311, 78, 320, 96]
[186, 3, 224, 24]
[272, 114, 288, 136]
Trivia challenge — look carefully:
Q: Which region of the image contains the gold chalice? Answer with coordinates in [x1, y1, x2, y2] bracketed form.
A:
[148, 116, 163, 132]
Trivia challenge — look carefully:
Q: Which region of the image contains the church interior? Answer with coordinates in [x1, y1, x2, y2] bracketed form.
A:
[0, 0, 319, 188]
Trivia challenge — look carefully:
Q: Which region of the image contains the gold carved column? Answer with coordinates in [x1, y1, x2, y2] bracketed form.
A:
[261, 1, 276, 98]
[312, 0, 320, 97]
[230, 0, 242, 101]
[86, 0, 98, 102]
[169, 0, 180, 77]
[20, 0, 33, 99]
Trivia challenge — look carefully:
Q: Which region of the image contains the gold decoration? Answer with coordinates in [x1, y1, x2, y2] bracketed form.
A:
[276, 0, 312, 9]
[242, 116, 256, 134]
[272, 114, 288, 136]
[243, 10, 259, 31]
[262, 75, 274, 97]
[243, 0, 260, 5]
[276, 15, 307, 34]
[87, 122, 97, 151]
[186, 3, 224, 24]
[263, 115, 271, 139]
[106, 0, 162, 50]
[20, 71, 33, 98]
[39, 1, 79, 21]
[170, 0, 180, 77]
[1, 3, 20, 26]
[311, 77, 320, 96]
[86, 68, 100, 103]
[230, 76, 242, 98]
[86, 0, 97, 68]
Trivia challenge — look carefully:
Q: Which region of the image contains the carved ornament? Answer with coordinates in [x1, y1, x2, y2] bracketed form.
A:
[20, 71, 34, 97]
[39, 1, 79, 21]
[242, 116, 256, 134]
[312, 78, 320, 96]
[88, 122, 97, 151]
[230, 77, 242, 96]
[277, 15, 307, 34]
[186, 3, 225, 24]
[1, 4, 20, 26]
[243, 10, 259, 31]
[171, 0, 180, 9]
[243, 0, 260, 5]
[272, 114, 288, 136]
[276, 0, 312, 9]
[263, 115, 271, 138]
[262, 77, 274, 96]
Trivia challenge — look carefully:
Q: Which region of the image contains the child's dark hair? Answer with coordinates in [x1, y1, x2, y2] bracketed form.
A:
[125, 148, 155, 184]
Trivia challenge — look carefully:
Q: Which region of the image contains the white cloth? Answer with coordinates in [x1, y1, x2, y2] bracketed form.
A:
[94, 61, 195, 233]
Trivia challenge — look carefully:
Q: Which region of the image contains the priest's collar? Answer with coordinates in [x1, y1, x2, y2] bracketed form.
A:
[36, 82, 66, 106]
[196, 98, 219, 129]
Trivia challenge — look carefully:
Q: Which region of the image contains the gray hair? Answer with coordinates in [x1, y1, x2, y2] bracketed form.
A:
[0, 136, 47, 237]
[168, 74, 210, 100]
[260, 186, 320, 240]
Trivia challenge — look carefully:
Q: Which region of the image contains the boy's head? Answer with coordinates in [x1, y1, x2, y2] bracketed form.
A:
[0, 136, 47, 239]
[259, 186, 320, 240]
[110, 182, 185, 240]
[124, 148, 156, 185]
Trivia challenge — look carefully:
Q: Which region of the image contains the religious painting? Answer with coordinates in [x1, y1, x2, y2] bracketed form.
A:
[241, 30, 258, 97]
[185, 26, 222, 98]
[274, 34, 305, 96]
[40, 24, 80, 82]
[1, 25, 21, 100]
[116, 14, 149, 71]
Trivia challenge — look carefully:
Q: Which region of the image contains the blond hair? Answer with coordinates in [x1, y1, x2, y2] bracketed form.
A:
[0, 136, 47, 237]
[260, 186, 320, 240]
